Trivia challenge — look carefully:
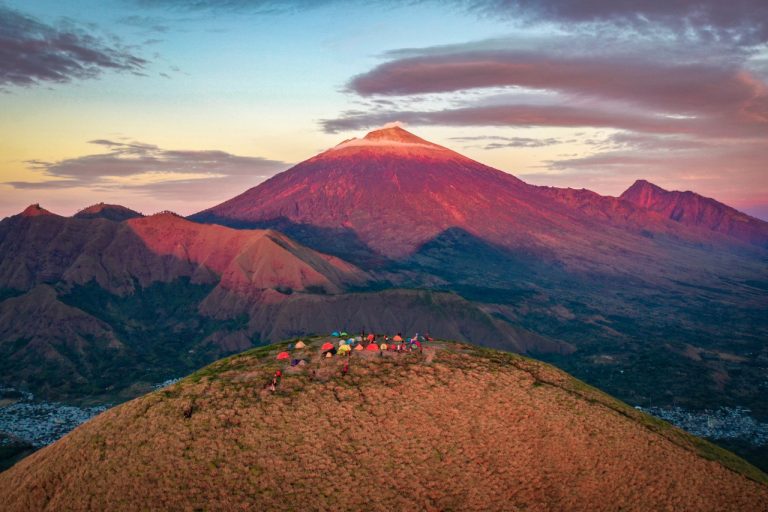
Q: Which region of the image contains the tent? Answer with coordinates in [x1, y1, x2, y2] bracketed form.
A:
[380, 343, 388, 351]
[321, 342, 334, 351]
[325, 352, 333, 358]
[393, 335, 403, 342]
[276, 352, 290, 360]
[354, 344, 364, 351]
[338, 339, 346, 346]
[338, 344, 351, 354]
[295, 341, 306, 349]
[366, 343, 379, 351]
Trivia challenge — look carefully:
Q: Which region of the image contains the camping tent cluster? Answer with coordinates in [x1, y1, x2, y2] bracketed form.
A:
[276, 333, 432, 362]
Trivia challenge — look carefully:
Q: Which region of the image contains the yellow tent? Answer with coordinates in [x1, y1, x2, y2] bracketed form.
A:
[380, 343, 388, 351]
[338, 344, 351, 354]
[295, 341, 306, 349]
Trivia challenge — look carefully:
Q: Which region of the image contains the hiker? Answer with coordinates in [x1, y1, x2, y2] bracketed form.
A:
[342, 361, 349, 376]
[269, 369, 282, 391]
[367, 332, 375, 343]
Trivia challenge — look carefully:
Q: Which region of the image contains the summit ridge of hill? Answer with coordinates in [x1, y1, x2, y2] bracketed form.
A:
[73, 203, 143, 221]
[0, 338, 765, 511]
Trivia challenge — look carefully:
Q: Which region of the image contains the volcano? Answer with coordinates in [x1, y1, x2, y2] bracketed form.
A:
[192, 126, 767, 280]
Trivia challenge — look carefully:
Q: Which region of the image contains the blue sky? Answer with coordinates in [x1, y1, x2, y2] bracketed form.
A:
[1, 0, 767, 218]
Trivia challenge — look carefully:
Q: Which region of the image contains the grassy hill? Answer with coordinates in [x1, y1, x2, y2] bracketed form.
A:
[1, 338, 766, 511]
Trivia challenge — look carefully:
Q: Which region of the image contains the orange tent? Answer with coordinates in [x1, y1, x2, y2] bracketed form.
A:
[366, 343, 379, 351]
[354, 344, 364, 351]
[276, 352, 290, 360]
[321, 342, 334, 351]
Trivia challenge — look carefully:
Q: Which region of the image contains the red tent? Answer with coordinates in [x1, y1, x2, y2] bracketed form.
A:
[321, 342, 334, 351]
[366, 343, 379, 351]
[276, 351, 290, 360]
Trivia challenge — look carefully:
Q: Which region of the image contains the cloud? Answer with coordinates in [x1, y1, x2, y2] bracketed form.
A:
[323, 102, 766, 138]
[465, 0, 768, 46]
[450, 135, 562, 149]
[324, 36, 768, 142]
[0, 6, 148, 88]
[348, 48, 760, 113]
[131, 0, 341, 14]
[7, 139, 288, 196]
[137, 0, 768, 45]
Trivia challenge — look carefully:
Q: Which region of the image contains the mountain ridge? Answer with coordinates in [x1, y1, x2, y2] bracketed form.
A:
[620, 179, 768, 246]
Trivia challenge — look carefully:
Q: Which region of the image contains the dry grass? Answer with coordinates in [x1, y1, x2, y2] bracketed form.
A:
[1, 338, 766, 511]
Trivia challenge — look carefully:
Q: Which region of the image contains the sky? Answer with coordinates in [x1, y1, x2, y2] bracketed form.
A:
[1, 0, 767, 219]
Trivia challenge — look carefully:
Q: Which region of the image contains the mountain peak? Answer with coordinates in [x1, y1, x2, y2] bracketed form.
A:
[363, 125, 432, 145]
[621, 179, 768, 246]
[74, 203, 142, 221]
[624, 179, 665, 194]
[332, 125, 444, 151]
[19, 204, 55, 217]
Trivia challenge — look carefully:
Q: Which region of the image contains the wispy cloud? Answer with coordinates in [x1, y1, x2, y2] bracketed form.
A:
[450, 135, 563, 149]
[139, 0, 768, 45]
[7, 139, 288, 198]
[0, 6, 148, 88]
[464, 0, 768, 46]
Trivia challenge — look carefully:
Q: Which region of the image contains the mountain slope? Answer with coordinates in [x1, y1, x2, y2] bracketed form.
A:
[1, 339, 765, 511]
[0, 208, 368, 399]
[620, 179, 768, 247]
[0, 209, 368, 296]
[0, 207, 561, 400]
